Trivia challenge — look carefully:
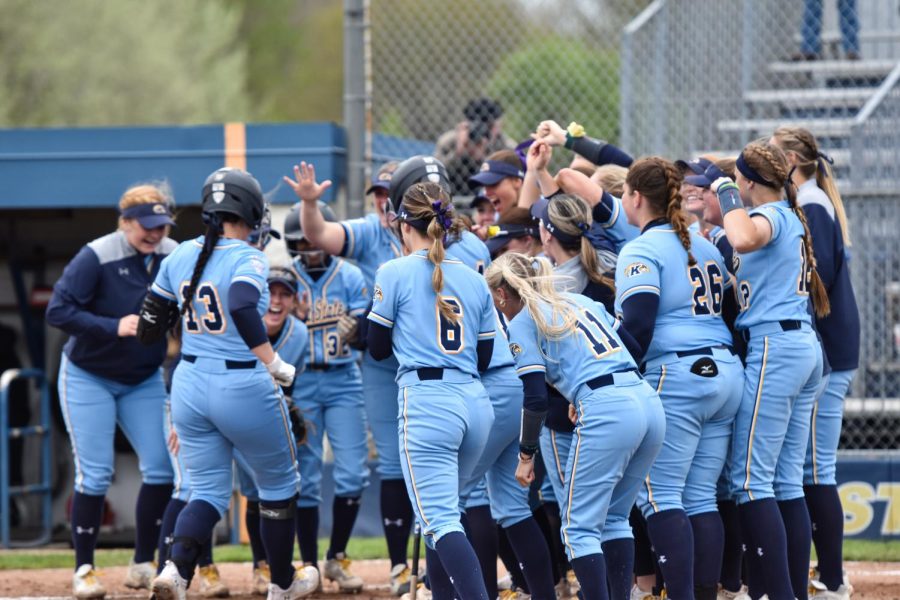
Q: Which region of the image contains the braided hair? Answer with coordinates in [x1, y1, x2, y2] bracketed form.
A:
[180, 214, 238, 317]
[626, 157, 695, 265]
[399, 182, 465, 324]
[741, 140, 831, 318]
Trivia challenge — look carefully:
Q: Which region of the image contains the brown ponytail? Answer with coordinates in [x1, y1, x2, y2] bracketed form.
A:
[626, 157, 695, 265]
[741, 141, 831, 318]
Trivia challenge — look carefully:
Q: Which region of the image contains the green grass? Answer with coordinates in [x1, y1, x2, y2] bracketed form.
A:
[0, 537, 390, 570]
[2, 537, 900, 570]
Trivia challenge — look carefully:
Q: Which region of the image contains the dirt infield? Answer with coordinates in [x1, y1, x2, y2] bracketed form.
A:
[1, 560, 900, 599]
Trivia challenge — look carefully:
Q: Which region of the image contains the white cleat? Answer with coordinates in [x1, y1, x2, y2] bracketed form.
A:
[252, 561, 272, 596]
[809, 581, 851, 600]
[123, 560, 156, 590]
[198, 564, 230, 597]
[630, 584, 652, 600]
[390, 564, 412, 596]
[499, 587, 531, 600]
[73, 564, 106, 600]
[150, 561, 188, 600]
[323, 553, 364, 592]
[498, 574, 513, 592]
[565, 569, 580, 598]
[718, 584, 751, 600]
[267, 565, 320, 600]
[400, 583, 432, 600]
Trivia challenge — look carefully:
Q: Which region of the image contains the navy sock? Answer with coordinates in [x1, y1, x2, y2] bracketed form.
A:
[690, 511, 724, 587]
[171, 500, 220, 582]
[71, 492, 105, 569]
[601, 538, 633, 600]
[646, 509, 694, 600]
[198, 535, 214, 568]
[738, 499, 793, 600]
[717, 500, 743, 592]
[746, 544, 765, 600]
[425, 545, 456, 600]
[245, 501, 267, 568]
[630, 505, 656, 579]
[506, 517, 556, 599]
[157, 498, 186, 574]
[295, 506, 319, 564]
[804, 485, 844, 591]
[327, 496, 361, 559]
[498, 525, 529, 591]
[539, 502, 567, 583]
[435, 531, 490, 600]
[259, 499, 298, 589]
[382, 479, 414, 567]
[134, 483, 173, 563]
[463, 506, 498, 600]
[778, 498, 812, 600]
[570, 553, 609, 600]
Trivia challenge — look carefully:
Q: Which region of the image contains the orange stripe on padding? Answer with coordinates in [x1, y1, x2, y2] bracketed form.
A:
[224, 122, 246, 170]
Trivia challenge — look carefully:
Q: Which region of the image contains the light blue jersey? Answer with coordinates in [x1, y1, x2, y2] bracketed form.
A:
[508, 292, 636, 401]
[597, 194, 640, 252]
[152, 236, 269, 362]
[369, 251, 496, 378]
[291, 257, 368, 367]
[446, 230, 492, 275]
[734, 200, 812, 330]
[271, 314, 310, 372]
[615, 226, 733, 362]
[340, 213, 402, 287]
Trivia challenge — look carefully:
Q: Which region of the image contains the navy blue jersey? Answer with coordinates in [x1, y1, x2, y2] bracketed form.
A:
[797, 180, 859, 370]
[369, 251, 496, 378]
[152, 236, 269, 362]
[47, 231, 177, 384]
[734, 201, 813, 330]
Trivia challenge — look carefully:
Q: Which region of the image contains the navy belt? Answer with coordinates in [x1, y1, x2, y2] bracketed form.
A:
[182, 354, 257, 370]
[307, 363, 339, 371]
[741, 319, 803, 342]
[417, 367, 444, 381]
[675, 345, 735, 358]
[584, 368, 640, 390]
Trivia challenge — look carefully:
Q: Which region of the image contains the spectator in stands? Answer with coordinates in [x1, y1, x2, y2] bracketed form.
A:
[794, 0, 860, 61]
[434, 97, 515, 195]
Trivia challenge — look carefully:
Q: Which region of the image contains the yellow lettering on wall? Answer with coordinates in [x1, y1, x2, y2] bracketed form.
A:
[838, 482, 875, 536]
[876, 483, 900, 535]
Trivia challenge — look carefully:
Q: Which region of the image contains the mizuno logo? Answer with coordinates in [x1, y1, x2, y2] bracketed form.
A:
[700, 365, 713, 375]
[259, 509, 280, 518]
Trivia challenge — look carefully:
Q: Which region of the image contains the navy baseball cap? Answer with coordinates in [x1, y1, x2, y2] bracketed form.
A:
[530, 196, 550, 222]
[675, 157, 713, 175]
[365, 162, 399, 195]
[485, 223, 538, 256]
[267, 267, 298, 294]
[685, 163, 729, 188]
[469, 160, 525, 188]
[121, 202, 175, 229]
[469, 188, 491, 209]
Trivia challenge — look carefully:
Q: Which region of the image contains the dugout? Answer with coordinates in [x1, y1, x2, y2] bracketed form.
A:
[0, 121, 345, 546]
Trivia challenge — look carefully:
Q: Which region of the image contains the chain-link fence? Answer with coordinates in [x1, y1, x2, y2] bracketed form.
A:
[363, 0, 900, 450]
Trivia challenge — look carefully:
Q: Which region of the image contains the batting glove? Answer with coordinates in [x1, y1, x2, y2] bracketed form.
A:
[265, 353, 296, 387]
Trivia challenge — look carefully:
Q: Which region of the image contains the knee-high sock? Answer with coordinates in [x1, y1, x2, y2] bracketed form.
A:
[134, 483, 173, 563]
[170, 500, 220, 582]
[382, 479, 414, 567]
[71, 492, 105, 570]
[738, 499, 793, 600]
[778, 498, 812, 600]
[245, 500, 267, 568]
[570, 553, 609, 600]
[804, 485, 844, 591]
[259, 499, 298, 589]
[434, 532, 489, 600]
[506, 517, 556, 599]
[691, 511, 725, 600]
[601, 538, 633, 600]
[463, 506, 498, 600]
[498, 525, 529, 591]
[425, 545, 456, 600]
[295, 506, 319, 564]
[157, 498, 186, 573]
[328, 496, 361, 559]
[538, 502, 567, 582]
[717, 500, 743, 592]
[646, 509, 694, 600]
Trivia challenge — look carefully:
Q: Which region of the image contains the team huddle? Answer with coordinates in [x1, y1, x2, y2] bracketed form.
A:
[47, 118, 858, 600]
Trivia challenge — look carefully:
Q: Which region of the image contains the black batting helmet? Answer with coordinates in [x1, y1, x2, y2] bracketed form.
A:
[201, 168, 265, 229]
[387, 156, 451, 213]
[284, 201, 337, 255]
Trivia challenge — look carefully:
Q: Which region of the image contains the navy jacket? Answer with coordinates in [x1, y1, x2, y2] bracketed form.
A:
[46, 231, 177, 385]
[798, 180, 860, 371]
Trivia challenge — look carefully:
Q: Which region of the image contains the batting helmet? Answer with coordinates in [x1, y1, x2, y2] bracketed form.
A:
[387, 156, 451, 214]
[284, 201, 337, 262]
[201, 168, 265, 229]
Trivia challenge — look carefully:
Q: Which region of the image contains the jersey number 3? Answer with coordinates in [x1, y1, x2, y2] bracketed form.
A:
[181, 282, 226, 334]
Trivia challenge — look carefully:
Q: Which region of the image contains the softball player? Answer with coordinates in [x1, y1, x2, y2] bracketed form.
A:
[772, 126, 859, 600]
[615, 157, 743, 600]
[367, 181, 496, 600]
[46, 184, 177, 599]
[280, 200, 370, 592]
[485, 253, 664, 600]
[712, 141, 828, 600]
[138, 167, 318, 600]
